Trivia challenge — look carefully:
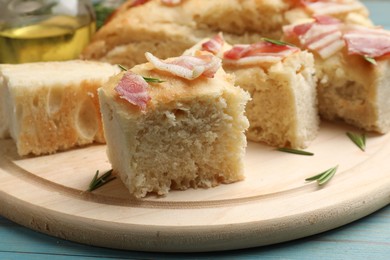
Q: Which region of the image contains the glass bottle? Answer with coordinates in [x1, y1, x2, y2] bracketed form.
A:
[0, 0, 96, 63]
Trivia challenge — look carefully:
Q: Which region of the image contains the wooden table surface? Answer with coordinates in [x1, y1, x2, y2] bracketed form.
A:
[1, 1, 389, 259]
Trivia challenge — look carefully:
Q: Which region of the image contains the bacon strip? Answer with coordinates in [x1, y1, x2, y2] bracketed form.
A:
[145, 51, 221, 80]
[223, 42, 299, 66]
[283, 16, 344, 59]
[343, 25, 390, 58]
[299, 0, 365, 16]
[115, 71, 151, 111]
[201, 33, 225, 55]
[161, 0, 182, 6]
[132, 0, 150, 6]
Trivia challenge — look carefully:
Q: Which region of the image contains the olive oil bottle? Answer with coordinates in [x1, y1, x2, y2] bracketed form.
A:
[0, 15, 95, 63]
[0, 0, 96, 64]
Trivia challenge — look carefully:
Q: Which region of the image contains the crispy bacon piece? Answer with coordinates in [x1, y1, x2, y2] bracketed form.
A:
[283, 15, 344, 59]
[223, 41, 300, 66]
[312, 14, 341, 25]
[296, 0, 365, 16]
[343, 25, 390, 58]
[132, 0, 150, 6]
[201, 33, 225, 55]
[161, 0, 182, 6]
[115, 71, 151, 111]
[145, 51, 221, 80]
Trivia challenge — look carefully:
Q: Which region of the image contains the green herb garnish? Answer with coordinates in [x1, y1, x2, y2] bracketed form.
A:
[87, 169, 115, 192]
[117, 64, 164, 83]
[277, 147, 314, 156]
[93, 3, 116, 29]
[142, 76, 165, 83]
[261, 37, 295, 47]
[363, 56, 377, 65]
[346, 132, 366, 151]
[118, 64, 128, 71]
[305, 165, 338, 186]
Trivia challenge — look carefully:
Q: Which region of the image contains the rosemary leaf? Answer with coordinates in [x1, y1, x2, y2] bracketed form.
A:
[261, 37, 296, 47]
[317, 168, 337, 185]
[117, 64, 164, 83]
[143, 76, 165, 83]
[90, 170, 99, 186]
[277, 147, 314, 156]
[118, 64, 128, 71]
[305, 165, 338, 186]
[88, 169, 115, 192]
[363, 56, 377, 65]
[346, 132, 366, 151]
[305, 170, 328, 182]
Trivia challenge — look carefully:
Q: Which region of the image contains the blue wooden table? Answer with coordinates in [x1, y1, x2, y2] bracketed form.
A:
[1, 1, 389, 259]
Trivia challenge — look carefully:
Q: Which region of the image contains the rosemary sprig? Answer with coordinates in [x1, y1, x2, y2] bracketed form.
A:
[363, 56, 377, 65]
[277, 147, 314, 156]
[117, 64, 165, 83]
[346, 132, 366, 151]
[87, 169, 116, 192]
[261, 37, 296, 47]
[305, 165, 338, 186]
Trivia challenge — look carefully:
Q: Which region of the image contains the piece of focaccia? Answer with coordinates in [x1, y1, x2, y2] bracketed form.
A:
[98, 51, 250, 198]
[186, 35, 319, 148]
[0, 60, 120, 156]
[222, 42, 319, 148]
[284, 16, 390, 133]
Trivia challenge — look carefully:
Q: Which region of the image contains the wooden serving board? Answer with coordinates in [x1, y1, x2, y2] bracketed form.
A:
[0, 121, 389, 252]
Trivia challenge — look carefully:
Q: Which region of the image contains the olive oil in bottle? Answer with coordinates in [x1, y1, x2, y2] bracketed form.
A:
[0, 15, 96, 64]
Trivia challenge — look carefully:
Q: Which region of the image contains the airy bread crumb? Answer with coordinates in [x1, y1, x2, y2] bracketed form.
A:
[316, 53, 390, 133]
[224, 51, 319, 148]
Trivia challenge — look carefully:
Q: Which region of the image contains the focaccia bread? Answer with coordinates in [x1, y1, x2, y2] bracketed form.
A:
[189, 35, 319, 148]
[223, 44, 319, 148]
[0, 60, 120, 156]
[284, 17, 390, 133]
[98, 51, 250, 198]
[81, 0, 371, 68]
[317, 55, 390, 133]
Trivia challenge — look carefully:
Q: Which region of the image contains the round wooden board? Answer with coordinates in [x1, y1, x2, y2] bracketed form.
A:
[0, 121, 389, 252]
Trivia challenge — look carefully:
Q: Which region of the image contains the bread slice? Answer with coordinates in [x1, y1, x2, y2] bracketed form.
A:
[315, 54, 390, 133]
[222, 45, 319, 148]
[283, 19, 390, 133]
[185, 35, 319, 148]
[82, 0, 371, 68]
[0, 60, 120, 156]
[98, 55, 250, 198]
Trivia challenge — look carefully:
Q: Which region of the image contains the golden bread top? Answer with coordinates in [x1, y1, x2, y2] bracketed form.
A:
[100, 61, 237, 113]
[0, 60, 120, 89]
